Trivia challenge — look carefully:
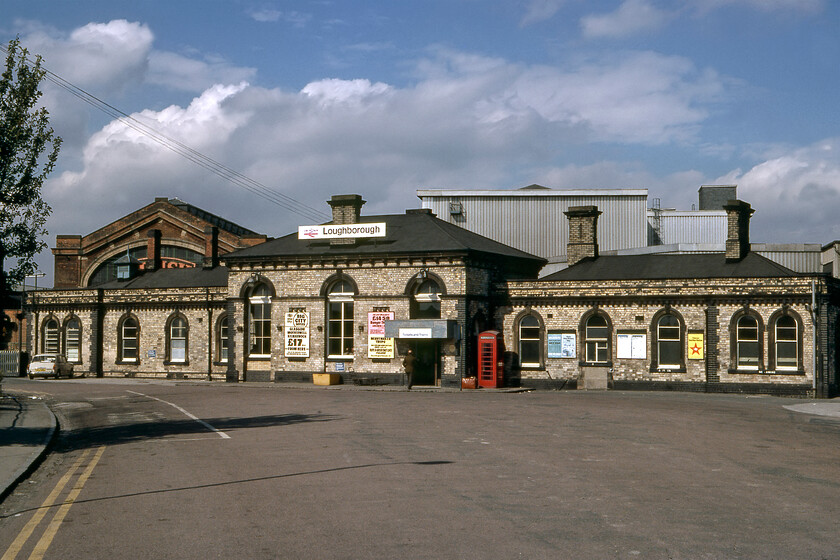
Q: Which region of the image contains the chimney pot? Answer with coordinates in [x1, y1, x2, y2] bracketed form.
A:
[723, 200, 754, 262]
[565, 205, 601, 266]
[327, 194, 366, 246]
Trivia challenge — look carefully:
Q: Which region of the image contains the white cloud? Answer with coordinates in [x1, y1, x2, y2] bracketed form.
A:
[581, 0, 672, 39]
[21, 20, 153, 93]
[692, 0, 825, 14]
[301, 79, 392, 106]
[500, 51, 723, 144]
[246, 8, 311, 27]
[247, 9, 282, 23]
[716, 139, 840, 241]
[520, 0, 567, 26]
[147, 51, 257, 92]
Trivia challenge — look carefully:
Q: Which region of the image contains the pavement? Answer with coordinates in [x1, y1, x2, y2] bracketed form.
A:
[1, 375, 839, 504]
[0, 388, 57, 502]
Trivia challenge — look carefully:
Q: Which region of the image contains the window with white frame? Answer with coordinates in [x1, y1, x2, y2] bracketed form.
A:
[736, 315, 760, 369]
[412, 279, 441, 319]
[65, 318, 81, 363]
[169, 316, 188, 363]
[120, 317, 139, 362]
[248, 284, 272, 357]
[774, 315, 798, 370]
[657, 314, 682, 368]
[585, 314, 609, 364]
[518, 314, 542, 368]
[218, 315, 229, 362]
[327, 280, 354, 358]
[43, 318, 60, 354]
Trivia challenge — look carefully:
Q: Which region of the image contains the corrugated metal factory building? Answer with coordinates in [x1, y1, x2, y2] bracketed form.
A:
[418, 185, 648, 275]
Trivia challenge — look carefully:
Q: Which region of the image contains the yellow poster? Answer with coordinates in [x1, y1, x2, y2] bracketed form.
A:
[687, 333, 704, 360]
[368, 336, 395, 359]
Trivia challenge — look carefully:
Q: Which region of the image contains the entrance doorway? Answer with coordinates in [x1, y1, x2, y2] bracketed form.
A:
[411, 339, 440, 386]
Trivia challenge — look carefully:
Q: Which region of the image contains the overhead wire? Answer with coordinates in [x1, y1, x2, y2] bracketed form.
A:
[1, 43, 331, 224]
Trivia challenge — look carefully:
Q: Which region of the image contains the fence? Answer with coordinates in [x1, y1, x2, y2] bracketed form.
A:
[0, 351, 23, 377]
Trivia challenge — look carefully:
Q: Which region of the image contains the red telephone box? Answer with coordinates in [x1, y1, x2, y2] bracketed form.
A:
[478, 330, 504, 388]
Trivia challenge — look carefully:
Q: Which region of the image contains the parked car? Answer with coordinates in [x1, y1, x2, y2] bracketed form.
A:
[27, 354, 75, 379]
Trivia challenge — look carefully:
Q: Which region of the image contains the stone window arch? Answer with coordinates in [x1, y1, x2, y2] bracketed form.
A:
[650, 308, 686, 371]
[117, 313, 140, 364]
[216, 313, 230, 363]
[514, 310, 544, 369]
[166, 312, 189, 364]
[63, 315, 82, 363]
[246, 282, 273, 358]
[580, 309, 612, 365]
[42, 316, 60, 354]
[324, 275, 357, 359]
[768, 308, 803, 372]
[729, 308, 764, 371]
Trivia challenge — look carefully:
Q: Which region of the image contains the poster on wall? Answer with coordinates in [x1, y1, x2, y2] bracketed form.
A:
[547, 332, 576, 358]
[617, 333, 646, 359]
[548, 331, 576, 358]
[284, 312, 310, 358]
[687, 332, 704, 360]
[368, 311, 395, 359]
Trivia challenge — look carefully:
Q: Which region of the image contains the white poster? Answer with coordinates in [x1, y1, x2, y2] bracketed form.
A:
[617, 333, 646, 359]
[284, 312, 310, 358]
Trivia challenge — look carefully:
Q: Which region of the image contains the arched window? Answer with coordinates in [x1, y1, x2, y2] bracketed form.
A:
[327, 279, 355, 358]
[248, 284, 272, 357]
[736, 315, 760, 369]
[167, 315, 188, 363]
[653, 311, 684, 370]
[729, 309, 764, 371]
[64, 318, 81, 363]
[412, 279, 441, 319]
[118, 316, 139, 363]
[43, 318, 60, 354]
[217, 314, 230, 363]
[517, 314, 542, 368]
[769, 309, 802, 371]
[584, 313, 610, 364]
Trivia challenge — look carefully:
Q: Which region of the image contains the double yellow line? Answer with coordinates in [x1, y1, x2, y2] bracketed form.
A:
[2, 446, 106, 560]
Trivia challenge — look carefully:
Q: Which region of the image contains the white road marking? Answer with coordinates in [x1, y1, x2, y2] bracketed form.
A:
[126, 390, 230, 439]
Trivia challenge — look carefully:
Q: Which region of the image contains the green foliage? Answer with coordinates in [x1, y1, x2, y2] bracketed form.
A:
[0, 37, 61, 292]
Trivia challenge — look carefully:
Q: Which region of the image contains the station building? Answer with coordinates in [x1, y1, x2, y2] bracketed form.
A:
[23, 190, 840, 397]
[498, 201, 839, 398]
[29, 195, 544, 386]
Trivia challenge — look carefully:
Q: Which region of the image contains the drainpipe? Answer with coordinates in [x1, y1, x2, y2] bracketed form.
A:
[811, 279, 818, 392]
[207, 288, 213, 380]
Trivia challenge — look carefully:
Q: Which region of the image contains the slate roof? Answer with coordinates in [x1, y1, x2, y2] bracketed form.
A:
[542, 252, 803, 281]
[223, 210, 546, 266]
[95, 266, 229, 289]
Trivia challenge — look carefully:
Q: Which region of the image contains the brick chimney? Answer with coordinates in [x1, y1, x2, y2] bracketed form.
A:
[203, 226, 219, 269]
[146, 229, 162, 271]
[723, 200, 754, 262]
[565, 205, 602, 266]
[327, 194, 365, 246]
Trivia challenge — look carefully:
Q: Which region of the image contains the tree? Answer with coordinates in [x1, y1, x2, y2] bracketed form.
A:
[0, 38, 61, 350]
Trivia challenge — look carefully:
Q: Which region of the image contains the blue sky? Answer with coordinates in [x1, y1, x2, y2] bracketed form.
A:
[3, 0, 839, 284]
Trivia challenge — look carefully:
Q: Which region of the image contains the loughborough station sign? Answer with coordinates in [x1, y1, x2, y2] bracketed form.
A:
[298, 223, 387, 240]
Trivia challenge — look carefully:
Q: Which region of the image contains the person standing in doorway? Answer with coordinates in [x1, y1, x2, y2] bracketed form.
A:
[403, 349, 417, 390]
